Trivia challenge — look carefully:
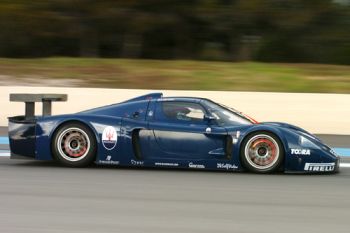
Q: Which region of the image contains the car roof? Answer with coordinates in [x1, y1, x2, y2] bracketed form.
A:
[123, 93, 211, 104]
[158, 97, 208, 103]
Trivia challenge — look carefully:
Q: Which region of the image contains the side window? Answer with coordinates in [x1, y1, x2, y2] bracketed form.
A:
[161, 101, 205, 123]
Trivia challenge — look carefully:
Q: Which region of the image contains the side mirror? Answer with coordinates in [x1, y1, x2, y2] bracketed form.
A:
[204, 115, 216, 122]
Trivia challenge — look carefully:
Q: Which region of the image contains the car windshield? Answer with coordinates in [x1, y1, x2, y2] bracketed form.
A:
[202, 100, 255, 126]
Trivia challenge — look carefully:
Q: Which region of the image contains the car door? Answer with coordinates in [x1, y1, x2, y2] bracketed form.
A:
[147, 100, 228, 160]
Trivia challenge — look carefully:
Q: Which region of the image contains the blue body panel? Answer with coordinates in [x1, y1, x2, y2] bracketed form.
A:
[8, 93, 340, 173]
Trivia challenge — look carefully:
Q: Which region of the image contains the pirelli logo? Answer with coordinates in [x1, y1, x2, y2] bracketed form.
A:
[304, 163, 335, 172]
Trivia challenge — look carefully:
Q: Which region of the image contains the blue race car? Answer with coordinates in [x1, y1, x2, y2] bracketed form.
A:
[8, 92, 339, 173]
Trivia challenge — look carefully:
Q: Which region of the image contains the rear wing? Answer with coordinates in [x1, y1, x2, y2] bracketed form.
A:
[10, 93, 67, 119]
[8, 93, 67, 159]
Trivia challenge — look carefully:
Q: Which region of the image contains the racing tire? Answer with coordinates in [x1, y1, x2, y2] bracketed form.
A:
[240, 131, 284, 173]
[52, 122, 97, 167]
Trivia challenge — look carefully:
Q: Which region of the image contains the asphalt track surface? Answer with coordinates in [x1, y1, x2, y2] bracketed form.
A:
[1, 126, 350, 233]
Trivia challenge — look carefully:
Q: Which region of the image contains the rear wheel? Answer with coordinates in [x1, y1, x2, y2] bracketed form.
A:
[240, 132, 284, 173]
[52, 122, 96, 167]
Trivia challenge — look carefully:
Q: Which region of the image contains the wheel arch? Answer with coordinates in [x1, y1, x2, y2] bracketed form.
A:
[239, 126, 289, 153]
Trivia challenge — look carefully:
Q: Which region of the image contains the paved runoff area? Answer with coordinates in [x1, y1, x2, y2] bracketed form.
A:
[0, 127, 7, 136]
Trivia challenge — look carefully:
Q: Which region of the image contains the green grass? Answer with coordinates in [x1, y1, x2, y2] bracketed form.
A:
[1, 57, 350, 93]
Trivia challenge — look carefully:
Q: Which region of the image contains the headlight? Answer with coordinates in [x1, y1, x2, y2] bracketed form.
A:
[329, 149, 338, 157]
[299, 136, 321, 149]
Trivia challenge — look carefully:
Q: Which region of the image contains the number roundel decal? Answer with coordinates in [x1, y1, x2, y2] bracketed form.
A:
[102, 126, 117, 150]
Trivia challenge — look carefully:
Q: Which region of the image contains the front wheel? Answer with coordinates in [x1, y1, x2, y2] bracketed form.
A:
[52, 122, 96, 167]
[240, 132, 284, 173]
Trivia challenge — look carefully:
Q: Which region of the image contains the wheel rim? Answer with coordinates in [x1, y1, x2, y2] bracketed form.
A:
[244, 134, 280, 170]
[57, 127, 90, 162]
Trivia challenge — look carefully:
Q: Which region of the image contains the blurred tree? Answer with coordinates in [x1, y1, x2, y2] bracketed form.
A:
[0, 0, 349, 64]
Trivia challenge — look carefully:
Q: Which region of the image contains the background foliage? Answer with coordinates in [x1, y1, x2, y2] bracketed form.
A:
[0, 0, 350, 64]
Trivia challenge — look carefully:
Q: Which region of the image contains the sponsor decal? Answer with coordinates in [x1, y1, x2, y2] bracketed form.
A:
[131, 160, 144, 166]
[98, 155, 119, 165]
[304, 163, 335, 172]
[217, 163, 238, 170]
[291, 149, 311, 155]
[155, 162, 179, 167]
[102, 126, 118, 150]
[98, 160, 120, 165]
[188, 162, 205, 169]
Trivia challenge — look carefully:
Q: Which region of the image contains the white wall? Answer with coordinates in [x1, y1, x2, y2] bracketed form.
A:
[1, 86, 349, 135]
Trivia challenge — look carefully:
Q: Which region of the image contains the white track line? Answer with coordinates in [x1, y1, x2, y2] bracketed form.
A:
[340, 163, 350, 168]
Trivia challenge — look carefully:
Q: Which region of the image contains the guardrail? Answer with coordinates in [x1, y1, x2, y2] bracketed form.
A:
[1, 86, 349, 135]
